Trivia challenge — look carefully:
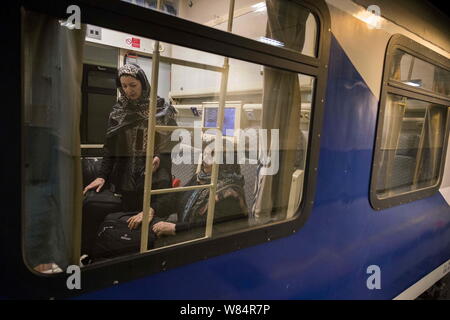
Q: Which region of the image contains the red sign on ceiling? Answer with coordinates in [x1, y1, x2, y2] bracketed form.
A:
[126, 37, 141, 48]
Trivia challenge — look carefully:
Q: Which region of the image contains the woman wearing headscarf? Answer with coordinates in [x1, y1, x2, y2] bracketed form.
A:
[83, 63, 177, 216]
[151, 156, 249, 238]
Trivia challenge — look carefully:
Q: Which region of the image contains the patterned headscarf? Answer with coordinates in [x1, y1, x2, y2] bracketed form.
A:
[180, 162, 248, 223]
[106, 63, 176, 137]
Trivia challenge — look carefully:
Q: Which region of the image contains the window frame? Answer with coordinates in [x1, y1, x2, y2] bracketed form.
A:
[370, 34, 450, 211]
[14, 0, 331, 299]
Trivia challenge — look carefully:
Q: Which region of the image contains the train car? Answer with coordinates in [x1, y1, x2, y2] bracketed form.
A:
[1, 0, 449, 300]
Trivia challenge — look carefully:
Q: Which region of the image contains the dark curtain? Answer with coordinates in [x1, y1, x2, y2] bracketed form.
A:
[22, 10, 85, 270]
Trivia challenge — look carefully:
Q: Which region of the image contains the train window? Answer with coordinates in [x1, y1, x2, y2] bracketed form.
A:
[370, 35, 450, 209]
[122, 0, 179, 15]
[23, 31, 315, 269]
[389, 50, 449, 97]
[123, 0, 319, 57]
[20, 0, 330, 294]
[375, 95, 447, 199]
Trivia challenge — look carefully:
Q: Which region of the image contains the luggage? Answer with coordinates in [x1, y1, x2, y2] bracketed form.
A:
[81, 157, 104, 188]
[81, 189, 123, 256]
[83, 188, 122, 208]
[91, 212, 156, 260]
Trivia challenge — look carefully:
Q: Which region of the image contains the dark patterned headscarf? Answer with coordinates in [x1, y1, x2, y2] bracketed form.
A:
[106, 63, 176, 137]
[180, 162, 248, 223]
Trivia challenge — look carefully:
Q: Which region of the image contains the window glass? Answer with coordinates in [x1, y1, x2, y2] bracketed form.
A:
[122, 0, 178, 15]
[151, 44, 316, 244]
[390, 50, 450, 97]
[122, 0, 318, 57]
[23, 8, 316, 271]
[375, 94, 448, 199]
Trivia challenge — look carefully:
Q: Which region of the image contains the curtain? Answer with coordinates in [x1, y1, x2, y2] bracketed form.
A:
[22, 10, 85, 270]
[376, 96, 406, 195]
[376, 53, 406, 195]
[415, 106, 447, 186]
[251, 0, 309, 224]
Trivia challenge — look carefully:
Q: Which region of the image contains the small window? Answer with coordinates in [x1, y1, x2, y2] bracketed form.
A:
[122, 0, 319, 58]
[375, 95, 447, 198]
[389, 50, 449, 97]
[370, 35, 450, 210]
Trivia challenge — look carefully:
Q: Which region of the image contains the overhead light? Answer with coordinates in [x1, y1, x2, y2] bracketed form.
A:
[354, 8, 382, 29]
[258, 37, 284, 47]
[404, 82, 421, 87]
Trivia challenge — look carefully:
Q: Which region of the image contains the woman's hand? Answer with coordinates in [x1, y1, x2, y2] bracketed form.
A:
[152, 156, 160, 173]
[127, 208, 154, 230]
[152, 221, 176, 237]
[83, 178, 105, 194]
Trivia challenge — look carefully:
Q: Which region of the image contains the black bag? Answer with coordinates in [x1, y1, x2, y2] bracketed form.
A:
[83, 188, 122, 209]
[91, 212, 156, 260]
[82, 157, 104, 188]
[81, 189, 123, 256]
